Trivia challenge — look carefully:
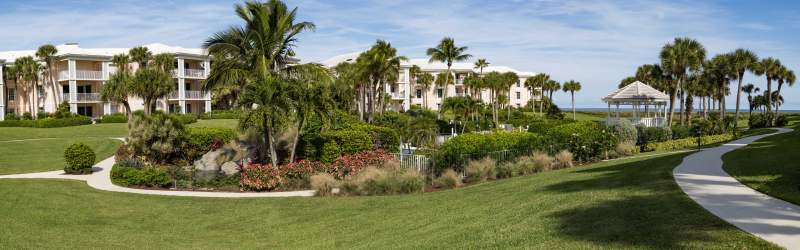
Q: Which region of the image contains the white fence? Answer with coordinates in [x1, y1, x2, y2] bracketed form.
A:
[391, 153, 432, 174]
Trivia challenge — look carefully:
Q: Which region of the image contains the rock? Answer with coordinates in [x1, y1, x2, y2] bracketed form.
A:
[193, 149, 225, 181]
[221, 161, 240, 176]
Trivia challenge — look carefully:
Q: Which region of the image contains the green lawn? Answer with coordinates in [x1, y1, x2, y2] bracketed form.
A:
[723, 124, 800, 205]
[0, 152, 776, 249]
[0, 123, 128, 141]
[564, 111, 604, 121]
[188, 119, 238, 129]
[0, 138, 122, 175]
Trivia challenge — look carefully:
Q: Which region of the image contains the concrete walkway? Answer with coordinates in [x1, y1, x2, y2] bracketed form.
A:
[674, 128, 800, 250]
[0, 142, 315, 198]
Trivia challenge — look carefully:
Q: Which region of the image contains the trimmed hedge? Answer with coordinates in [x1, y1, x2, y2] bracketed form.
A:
[200, 110, 240, 119]
[546, 122, 617, 162]
[64, 143, 96, 174]
[97, 113, 128, 123]
[527, 119, 574, 134]
[324, 130, 373, 155]
[171, 113, 198, 124]
[352, 124, 400, 152]
[638, 126, 672, 143]
[438, 131, 544, 172]
[186, 127, 236, 149]
[111, 164, 172, 187]
[644, 133, 733, 152]
[0, 116, 91, 128]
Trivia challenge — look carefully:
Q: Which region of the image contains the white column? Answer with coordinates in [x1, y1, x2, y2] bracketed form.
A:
[177, 58, 185, 78]
[203, 60, 210, 78]
[0, 64, 4, 121]
[68, 59, 77, 113]
[204, 100, 211, 113]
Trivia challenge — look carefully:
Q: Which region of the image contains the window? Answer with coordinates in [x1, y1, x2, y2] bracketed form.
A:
[437, 88, 443, 98]
[37, 86, 44, 97]
[62, 85, 69, 94]
[186, 103, 192, 113]
[516, 92, 521, 99]
[416, 89, 422, 98]
[8, 88, 15, 101]
[77, 106, 93, 117]
[77, 85, 92, 93]
[517, 80, 521, 87]
[390, 85, 396, 93]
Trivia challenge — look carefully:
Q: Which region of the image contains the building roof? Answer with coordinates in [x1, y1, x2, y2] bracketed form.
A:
[320, 52, 537, 77]
[0, 43, 208, 63]
[602, 81, 669, 102]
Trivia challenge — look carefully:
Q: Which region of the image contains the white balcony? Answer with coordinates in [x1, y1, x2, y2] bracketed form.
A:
[59, 70, 103, 80]
[390, 91, 405, 100]
[63, 93, 101, 102]
[59, 71, 69, 80]
[605, 117, 666, 127]
[184, 90, 205, 99]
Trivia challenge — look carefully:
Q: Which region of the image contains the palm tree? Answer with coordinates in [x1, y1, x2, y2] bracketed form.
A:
[562, 80, 581, 120]
[660, 37, 706, 125]
[35, 44, 58, 108]
[129, 46, 152, 68]
[12, 56, 40, 116]
[774, 66, 795, 118]
[131, 54, 175, 115]
[417, 72, 434, 109]
[427, 37, 472, 99]
[204, 0, 316, 165]
[753, 57, 782, 122]
[287, 64, 334, 162]
[409, 64, 421, 94]
[442, 96, 477, 133]
[100, 54, 135, 121]
[528, 73, 550, 113]
[483, 71, 503, 124]
[545, 79, 560, 105]
[473, 59, 489, 101]
[742, 83, 756, 116]
[728, 49, 758, 135]
[357, 40, 406, 121]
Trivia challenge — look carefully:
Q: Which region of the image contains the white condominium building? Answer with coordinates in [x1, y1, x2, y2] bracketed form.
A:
[321, 52, 540, 111]
[0, 43, 211, 121]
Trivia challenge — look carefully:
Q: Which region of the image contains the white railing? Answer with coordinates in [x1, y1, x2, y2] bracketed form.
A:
[605, 117, 665, 127]
[169, 91, 180, 99]
[184, 69, 205, 78]
[456, 78, 464, 85]
[59, 71, 69, 80]
[76, 70, 103, 80]
[76, 93, 100, 102]
[62, 93, 70, 101]
[391, 153, 431, 174]
[184, 90, 204, 99]
[390, 91, 405, 100]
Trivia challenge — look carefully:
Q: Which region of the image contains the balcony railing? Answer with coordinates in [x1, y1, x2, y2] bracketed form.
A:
[185, 69, 205, 78]
[169, 91, 180, 99]
[62, 93, 101, 102]
[62, 93, 70, 101]
[390, 91, 405, 100]
[605, 117, 665, 127]
[185, 90, 205, 99]
[58, 70, 103, 80]
[59, 71, 69, 80]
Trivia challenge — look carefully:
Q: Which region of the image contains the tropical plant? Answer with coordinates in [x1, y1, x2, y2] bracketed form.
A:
[129, 46, 152, 68]
[473, 59, 489, 99]
[660, 37, 706, 125]
[442, 96, 478, 133]
[427, 37, 472, 99]
[11, 56, 40, 117]
[753, 57, 782, 125]
[562, 80, 582, 120]
[527, 73, 550, 113]
[416, 72, 434, 108]
[728, 49, 758, 135]
[742, 83, 757, 115]
[774, 66, 795, 118]
[101, 54, 135, 121]
[131, 54, 175, 115]
[35, 44, 58, 109]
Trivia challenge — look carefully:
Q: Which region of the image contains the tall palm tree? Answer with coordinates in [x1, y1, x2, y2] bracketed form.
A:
[12, 56, 40, 116]
[528, 73, 550, 113]
[100, 54, 135, 121]
[427, 37, 472, 99]
[204, 0, 316, 165]
[483, 71, 503, 124]
[562, 80, 581, 120]
[473, 59, 489, 101]
[501, 72, 518, 121]
[358, 40, 406, 121]
[417, 72, 434, 109]
[409, 64, 421, 94]
[287, 63, 334, 162]
[775, 66, 795, 117]
[742, 83, 756, 116]
[728, 49, 758, 135]
[660, 37, 706, 125]
[129, 46, 152, 68]
[753, 57, 782, 121]
[35, 44, 58, 108]
[545, 79, 560, 105]
[131, 54, 175, 115]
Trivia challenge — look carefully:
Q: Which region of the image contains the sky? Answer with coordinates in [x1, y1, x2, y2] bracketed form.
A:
[1, 0, 799, 109]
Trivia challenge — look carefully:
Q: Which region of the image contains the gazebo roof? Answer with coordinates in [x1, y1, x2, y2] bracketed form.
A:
[602, 81, 669, 103]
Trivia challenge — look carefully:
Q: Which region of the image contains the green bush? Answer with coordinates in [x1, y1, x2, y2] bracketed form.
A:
[97, 113, 128, 123]
[671, 125, 692, 139]
[170, 113, 198, 124]
[186, 127, 236, 149]
[0, 116, 91, 128]
[749, 113, 787, 128]
[324, 130, 373, 155]
[547, 122, 617, 162]
[319, 141, 341, 164]
[128, 113, 187, 163]
[639, 126, 672, 143]
[775, 115, 788, 127]
[438, 131, 544, 172]
[644, 133, 733, 152]
[111, 164, 172, 187]
[612, 119, 637, 144]
[352, 124, 400, 152]
[64, 143, 96, 174]
[202, 110, 240, 119]
[527, 119, 573, 134]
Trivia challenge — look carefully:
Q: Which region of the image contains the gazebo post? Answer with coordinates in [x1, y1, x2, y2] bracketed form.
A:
[607, 102, 611, 125]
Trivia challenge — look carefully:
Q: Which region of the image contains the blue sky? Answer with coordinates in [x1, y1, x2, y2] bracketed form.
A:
[1, 0, 799, 109]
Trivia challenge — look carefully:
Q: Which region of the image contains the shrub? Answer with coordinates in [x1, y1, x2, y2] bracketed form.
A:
[512, 156, 536, 175]
[239, 163, 285, 191]
[553, 150, 573, 169]
[329, 149, 394, 179]
[645, 133, 733, 152]
[128, 113, 187, 163]
[22, 112, 32, 120]
[352, 124, 400, 152]
[186, 127, 236, 151]
[117, 158, 145, 169]
[64, 143, 96, 174]
[775, 115, 789, 127]
[639, 126, 672, 143]
[111, 164, 172, 187]
[495, 162, 519, 179]
[339, 165, 424, 196]
[531, 151, 554, 173]
[318, 141, 342, 164]
[612, 119, 637, 144]
[527, 119, 573, 134]
[464, 157, 496, 183]
[114, 144, 132, 161]
[671, 125, 692, 139]
[170, 113, 198, 124]
[749, 113, 769, 128]
[37, 112, 51, 119]
[0, 116, 91, 128]
[547, 122, 617, 162]
[615, 142, 638, 156]
[205, 110, 240, 119]
[438, 131, 544, 172]
[432, 169, 462, 189]
[98, 113, 128, 123]
[310, 173, 338, 196]
[323, 130, 373, 155]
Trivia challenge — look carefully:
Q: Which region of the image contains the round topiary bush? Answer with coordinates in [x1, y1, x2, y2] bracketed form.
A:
[64, 143, 96, 174]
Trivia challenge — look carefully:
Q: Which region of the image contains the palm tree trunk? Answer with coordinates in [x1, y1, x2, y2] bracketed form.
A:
[289, 116, 304, 163]
[668, 90, 676, 126]
[766, 77, 773, 126]
[775, 83, 784, 120]
[443, 67, 451, 99]
[733, 76, 744, 135]
[571, 92, 576, 120]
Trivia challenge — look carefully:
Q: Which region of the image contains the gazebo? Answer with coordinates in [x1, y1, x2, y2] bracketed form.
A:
[602, 81, 669, 127]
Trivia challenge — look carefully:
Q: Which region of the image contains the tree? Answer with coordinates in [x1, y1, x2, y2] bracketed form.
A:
[409, 64, 421, 94]
[427, 37, 471, 99]
[774, 66, 795, 118]
[742, 83, 757, 115]
[545, 80, 560, 105]
[660, 37, 706, 125]
[442, 96, 477, 133]
[562, 80, 581, 120]
[239, 74, 292, 166]
[417, 72, 434, 109]
[129, 46, 152, 68]
[356, 40, 406, 121]
[483, 71, 504, 124]
[527, 73, 550, 113]
[35, 44, 58, 109]
[753, 57, 782, 125]
[101, 54, 135, 121]
[287, 64, 334, 162]
[131, 54, 175, 115]
[501, 72, 518, 122]
[11, 56, 40, 116]
[728, 49, 758, 136]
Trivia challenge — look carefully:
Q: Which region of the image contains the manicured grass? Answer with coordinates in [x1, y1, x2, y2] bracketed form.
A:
[188, 119, 238, 129]
[0, 123, 128, 140]
[0, 138, 122, 175]
[723, 126, 800, 205]
[0, 153, 776, 249]
[563, 111, 604, 121]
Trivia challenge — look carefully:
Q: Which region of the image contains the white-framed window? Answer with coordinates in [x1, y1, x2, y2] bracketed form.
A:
[8, 88, 15, 101]
[437, 88, 443, 98]
[416, 89, 422, 99]
[517, 80, 521, 87]
[516, 92, 521, 99]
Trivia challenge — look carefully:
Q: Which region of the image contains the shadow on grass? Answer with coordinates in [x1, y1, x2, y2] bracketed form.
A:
[542, 153, 772, 249]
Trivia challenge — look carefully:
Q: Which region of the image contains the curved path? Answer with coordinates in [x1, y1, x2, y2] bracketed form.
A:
[674, 128, 800, 250]
[0, 139, 315, 198]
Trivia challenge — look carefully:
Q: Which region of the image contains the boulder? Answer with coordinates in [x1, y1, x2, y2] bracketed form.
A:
[193, 149, 225, 181]
[221, 161, 241, 176]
